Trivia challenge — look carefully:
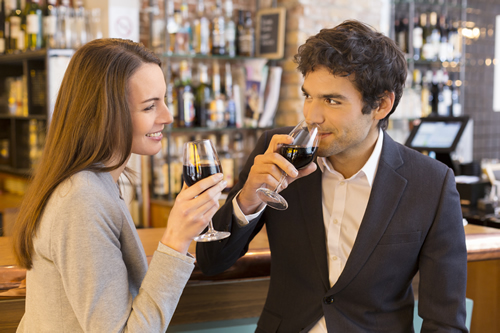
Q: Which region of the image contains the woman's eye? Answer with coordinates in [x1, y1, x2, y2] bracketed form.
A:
[144, 103, 155, 111]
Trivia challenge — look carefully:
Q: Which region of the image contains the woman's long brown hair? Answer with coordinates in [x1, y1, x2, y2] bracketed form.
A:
[13, 39, 161, 269]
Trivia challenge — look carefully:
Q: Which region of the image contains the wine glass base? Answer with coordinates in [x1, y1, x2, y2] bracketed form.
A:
[256, 187, 288, 210]
[194, 231, 231, 242]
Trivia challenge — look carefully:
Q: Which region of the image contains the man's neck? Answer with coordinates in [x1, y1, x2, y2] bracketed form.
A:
[327, 129, 380, 179]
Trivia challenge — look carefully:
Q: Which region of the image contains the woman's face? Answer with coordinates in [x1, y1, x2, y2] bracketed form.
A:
[128, 63, 172, 156]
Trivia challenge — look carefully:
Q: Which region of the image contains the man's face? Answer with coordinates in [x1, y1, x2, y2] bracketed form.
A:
[301, 66, 380, 160]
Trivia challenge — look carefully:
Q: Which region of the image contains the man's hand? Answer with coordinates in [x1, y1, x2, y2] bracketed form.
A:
[237, 134, 317, 215]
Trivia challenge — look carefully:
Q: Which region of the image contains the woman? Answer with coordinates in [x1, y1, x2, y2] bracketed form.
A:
[13, 39, 226, 332]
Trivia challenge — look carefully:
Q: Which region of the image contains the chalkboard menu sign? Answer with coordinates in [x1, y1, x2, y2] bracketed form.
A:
[256, 7, 286, 59]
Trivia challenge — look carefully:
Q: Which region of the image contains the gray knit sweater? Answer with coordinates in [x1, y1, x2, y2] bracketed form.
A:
[17, 171, 195, 332]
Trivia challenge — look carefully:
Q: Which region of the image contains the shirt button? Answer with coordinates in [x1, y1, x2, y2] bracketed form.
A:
[332, 255, 338, 260]
[324, 295, 335, 304]
[339, 181, 345, 186]
[333, 219, 338, 224]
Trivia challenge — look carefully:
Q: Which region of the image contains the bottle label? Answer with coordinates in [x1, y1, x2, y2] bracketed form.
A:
[413, 27, 423, 49]
[43, 16, 57, 36]
[17, 30, 25, 50]
[10, 16, 21, 37]
[27, 14, 39, 34]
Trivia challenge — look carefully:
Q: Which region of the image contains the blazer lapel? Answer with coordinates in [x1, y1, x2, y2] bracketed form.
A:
[331, 133, 408, 293]
[298, 164, 330, 290]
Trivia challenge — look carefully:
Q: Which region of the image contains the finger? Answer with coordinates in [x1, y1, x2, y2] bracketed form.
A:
[265, 134, 294, 154]
[254, 152, 298, 179]
[182, 173, 224, 198]
[191, 189, 222, 219]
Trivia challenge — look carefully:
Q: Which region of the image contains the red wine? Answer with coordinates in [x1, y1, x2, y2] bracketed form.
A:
[183, 164, 222, 187]
[280, 145, 317, 169]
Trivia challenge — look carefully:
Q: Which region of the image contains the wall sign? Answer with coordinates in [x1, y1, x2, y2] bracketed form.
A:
[256, 7, 286, 59]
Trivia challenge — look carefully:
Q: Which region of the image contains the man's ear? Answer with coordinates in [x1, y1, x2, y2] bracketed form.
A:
[374, 91, 395, 120]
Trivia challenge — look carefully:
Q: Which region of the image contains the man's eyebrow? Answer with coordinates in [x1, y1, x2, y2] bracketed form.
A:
[301, 86, 348, 100]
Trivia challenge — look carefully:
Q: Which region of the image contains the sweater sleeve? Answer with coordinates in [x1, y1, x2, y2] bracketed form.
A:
[48, 175, 194, 332]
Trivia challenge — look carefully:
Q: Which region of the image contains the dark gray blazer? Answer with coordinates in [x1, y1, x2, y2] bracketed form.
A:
[197, 128, 468, 333]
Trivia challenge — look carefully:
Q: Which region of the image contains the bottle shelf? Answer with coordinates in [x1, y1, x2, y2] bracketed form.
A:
[0, 114, 47, 120]
[0, 49, 47, 63]
[158, 53, 265, 61]
[166, 126, 271, 134]
[393, 0, 465, 8]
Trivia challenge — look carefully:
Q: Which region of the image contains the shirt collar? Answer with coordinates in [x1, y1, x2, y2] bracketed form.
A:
[318, 128, 384, 187]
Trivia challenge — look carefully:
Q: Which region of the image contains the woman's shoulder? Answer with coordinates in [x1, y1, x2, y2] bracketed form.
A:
[50, 170, 119, 209]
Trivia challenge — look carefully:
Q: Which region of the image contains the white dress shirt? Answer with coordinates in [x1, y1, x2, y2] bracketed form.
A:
[233, 129, 384, 332]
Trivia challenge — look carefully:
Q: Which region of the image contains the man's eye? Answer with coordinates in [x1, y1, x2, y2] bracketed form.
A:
[327, 99, 337, 105]
[302, 93, 311, 99]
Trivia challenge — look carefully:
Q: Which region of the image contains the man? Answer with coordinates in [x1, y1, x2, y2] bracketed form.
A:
[197, 20, 468, 332]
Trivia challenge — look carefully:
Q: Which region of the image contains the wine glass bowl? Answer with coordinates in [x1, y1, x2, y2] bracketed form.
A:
[182, 139, 231, 242]
[256, 120, 321, 210]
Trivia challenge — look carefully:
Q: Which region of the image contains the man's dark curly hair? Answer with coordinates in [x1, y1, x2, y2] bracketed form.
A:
[294, 20, 407, 130]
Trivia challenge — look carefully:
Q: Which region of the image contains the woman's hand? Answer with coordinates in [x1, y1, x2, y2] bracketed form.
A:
[161, 173, 227, 255]
[237, 134, 317, 215]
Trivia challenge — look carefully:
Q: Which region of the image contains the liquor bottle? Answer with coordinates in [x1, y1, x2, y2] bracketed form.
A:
[195, 63, 212, 127]
[449, 18, 462, 62]
[224, 0, 236, 57]
[208, 61, 225, 128]
[438, 15, 450, 62]
[193, 0, 210, 55]
[176, 60, 196, 128]
[412, 13, 423, 61]
[0, 0, 5, 54]
[451, 79, 461, 116]
[396, 16, 408, 54]
[176, 1, 193, 55]
[421, 13, 434, 60]
[232, 132, 245, 185]
[165, 1, 177, 54]
[171, 9, 182, 53]
[169, 136, 185, 197]
[73, 0, 86, 48]
[236, 10, 244, 56]
[153, 137, 168, 198]
[428, 12, 440, 61]
[238, 11, 254, 57]
[56, 0, 73, 49]
[224, 62, 236, 127]
[211, 0, 225, 55]
[219, 133, 234, 193]
[7, 0, 22, 53]
[420, 71, 431, 117]
[23, 0, 44, 50]
[43, 0, 57, 48]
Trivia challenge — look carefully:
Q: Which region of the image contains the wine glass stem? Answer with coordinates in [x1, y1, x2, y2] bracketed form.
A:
[273, 171, 287, 192]
[207, 220, 216, 233]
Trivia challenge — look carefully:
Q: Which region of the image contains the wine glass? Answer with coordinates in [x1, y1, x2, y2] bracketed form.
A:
[256, 120, 321, 210]
[182, 139, 231, 242]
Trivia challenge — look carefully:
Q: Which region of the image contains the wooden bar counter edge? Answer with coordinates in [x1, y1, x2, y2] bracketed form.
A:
[1, 224, 500, 332]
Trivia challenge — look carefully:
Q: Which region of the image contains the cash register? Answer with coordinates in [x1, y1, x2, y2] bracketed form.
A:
[405, 116, 487, 207]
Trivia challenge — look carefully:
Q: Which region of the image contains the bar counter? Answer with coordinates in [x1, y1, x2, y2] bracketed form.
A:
[1, 224, 500, 332]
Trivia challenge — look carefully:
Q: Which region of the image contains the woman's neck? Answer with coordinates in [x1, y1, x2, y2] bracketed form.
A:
[107, 155, 131, 183]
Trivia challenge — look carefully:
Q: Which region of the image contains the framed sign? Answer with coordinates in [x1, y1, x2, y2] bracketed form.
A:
[256, 7, 286, 59]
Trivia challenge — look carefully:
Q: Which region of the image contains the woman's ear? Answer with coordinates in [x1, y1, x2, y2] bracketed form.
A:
[374, 91, 396, 120]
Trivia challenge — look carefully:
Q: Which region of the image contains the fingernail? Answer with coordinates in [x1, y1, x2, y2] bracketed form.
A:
[217, 173, 224, 180]
[221, 180, 228, 188]
[292, 169, 298, 176]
